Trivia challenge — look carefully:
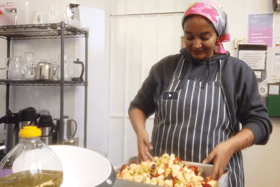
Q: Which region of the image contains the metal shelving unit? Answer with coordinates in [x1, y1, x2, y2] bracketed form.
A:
[0, 79, 86, 86]
[0, 22, 89, 148]
[0, 23, 86, 40]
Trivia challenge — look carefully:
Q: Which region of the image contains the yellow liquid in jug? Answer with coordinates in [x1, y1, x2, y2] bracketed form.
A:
[0, 170, 63, 187]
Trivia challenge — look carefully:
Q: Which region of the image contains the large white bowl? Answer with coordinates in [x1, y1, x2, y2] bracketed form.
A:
[49, 145, 115, 187]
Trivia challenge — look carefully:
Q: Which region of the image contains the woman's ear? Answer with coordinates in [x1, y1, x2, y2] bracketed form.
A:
[214, 45, 218, 52]
[215, 38, 219, 46]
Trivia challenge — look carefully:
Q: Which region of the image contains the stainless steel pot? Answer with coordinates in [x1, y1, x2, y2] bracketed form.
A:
[34, 61, 59, 80]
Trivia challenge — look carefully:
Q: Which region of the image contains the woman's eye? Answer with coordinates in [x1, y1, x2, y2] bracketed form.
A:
[201, 37, 209, 41]
[185, 36, 194, 40]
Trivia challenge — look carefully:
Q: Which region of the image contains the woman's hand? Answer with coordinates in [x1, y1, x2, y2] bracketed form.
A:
[202, 141, 234, 180]
[137, 130, 153, 162]
[128, 108, 154, 162]
[203, 128, 255, 180]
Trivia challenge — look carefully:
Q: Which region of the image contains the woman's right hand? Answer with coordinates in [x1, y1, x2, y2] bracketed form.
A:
[137, 130, 153, 162]
[128, 108, 153, 162]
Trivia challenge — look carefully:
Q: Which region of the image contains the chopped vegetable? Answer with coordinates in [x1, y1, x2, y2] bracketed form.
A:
[116, 153, 218, 187]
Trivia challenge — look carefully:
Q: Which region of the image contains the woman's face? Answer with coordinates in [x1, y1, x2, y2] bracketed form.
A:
[183, 16, 218, 61]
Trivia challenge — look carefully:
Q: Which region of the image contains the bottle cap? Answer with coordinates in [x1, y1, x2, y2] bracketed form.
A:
[19, 126, 41, 138]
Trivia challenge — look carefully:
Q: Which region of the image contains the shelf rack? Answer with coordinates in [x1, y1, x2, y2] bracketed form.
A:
[0, 22, 89, 150]
[0, 79, 86, 86]
[0, 23, 87, 40]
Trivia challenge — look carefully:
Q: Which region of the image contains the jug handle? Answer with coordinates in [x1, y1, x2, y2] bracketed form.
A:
[69, 119, 77, 138]
[0, 58, 9, 70]
[40, 124, 54, 138]
[22, 64, 31, 75]
[65, 4, 70, 22]
[72, 58, 84, 81]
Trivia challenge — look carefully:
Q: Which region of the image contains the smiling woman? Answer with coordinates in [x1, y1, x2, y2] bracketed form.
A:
[128, 1, 272, 187]
[183, 15, 218, 61]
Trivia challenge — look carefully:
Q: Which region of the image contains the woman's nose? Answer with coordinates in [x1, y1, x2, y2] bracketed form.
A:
[192, 39, 202, 49]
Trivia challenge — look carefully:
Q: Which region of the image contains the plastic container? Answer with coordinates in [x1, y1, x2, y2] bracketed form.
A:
[0, 126, 63, 186]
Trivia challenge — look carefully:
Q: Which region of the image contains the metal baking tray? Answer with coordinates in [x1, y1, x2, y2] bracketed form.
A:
[114, 161, 228, 187]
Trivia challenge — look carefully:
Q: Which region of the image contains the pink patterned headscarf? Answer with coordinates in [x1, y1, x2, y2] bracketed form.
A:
[182, 1, 230, 54]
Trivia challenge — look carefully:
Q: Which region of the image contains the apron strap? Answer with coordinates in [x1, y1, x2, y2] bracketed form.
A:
[217, 58, 233, 130]
[215, 59, 222, 82]
[218, 59, 223, 83]
[171, 55, 185, 82]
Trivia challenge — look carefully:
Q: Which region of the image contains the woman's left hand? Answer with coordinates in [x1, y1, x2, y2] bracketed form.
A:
[202, 141, 235, 180]
[202, 128, 255, 180]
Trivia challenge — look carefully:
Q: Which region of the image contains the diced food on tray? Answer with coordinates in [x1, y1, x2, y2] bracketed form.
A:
[116, 153, 218, 187]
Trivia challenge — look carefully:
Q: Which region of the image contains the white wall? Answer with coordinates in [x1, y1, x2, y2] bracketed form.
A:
[242, 2, 280, 187]
[78, 1, 111, 155]
[110, 0, 280, 186]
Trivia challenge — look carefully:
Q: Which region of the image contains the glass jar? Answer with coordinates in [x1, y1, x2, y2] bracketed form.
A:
[0, 126, 63, 187]
[57, 54, 72, 81]
[17, 0, 33, 24]
[23, 52, 36, 80]
[5, 8, 17, 25]
[8, 56, 26, 80]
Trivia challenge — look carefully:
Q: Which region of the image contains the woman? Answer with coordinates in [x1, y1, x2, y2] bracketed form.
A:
[128, 1, 272, 186]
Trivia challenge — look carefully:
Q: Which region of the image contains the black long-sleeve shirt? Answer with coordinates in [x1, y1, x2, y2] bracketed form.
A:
[129, 48, 272, 145]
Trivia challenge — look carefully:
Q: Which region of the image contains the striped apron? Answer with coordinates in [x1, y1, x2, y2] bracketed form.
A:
[151, 56, 244, 187]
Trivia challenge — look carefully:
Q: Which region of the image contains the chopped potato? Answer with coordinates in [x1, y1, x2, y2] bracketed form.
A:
[165, 179, 173, 186]
[117, 153, 218, 187]
[150, 177, 157, 185]
[158, 179, 165, 186]
[144, 177, 150, 184]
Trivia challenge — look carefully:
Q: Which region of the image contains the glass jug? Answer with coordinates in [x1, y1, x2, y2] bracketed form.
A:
[0, 58, 9, 71]
[5, 8, 17, 25]
[71, 58, 84, 82]
[65, 3, 80, 28]
[57, 55, 72, 81]
[0, 126, 63, 186]
[23, 52, 36, 80]
[8, 56, 26, 80]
